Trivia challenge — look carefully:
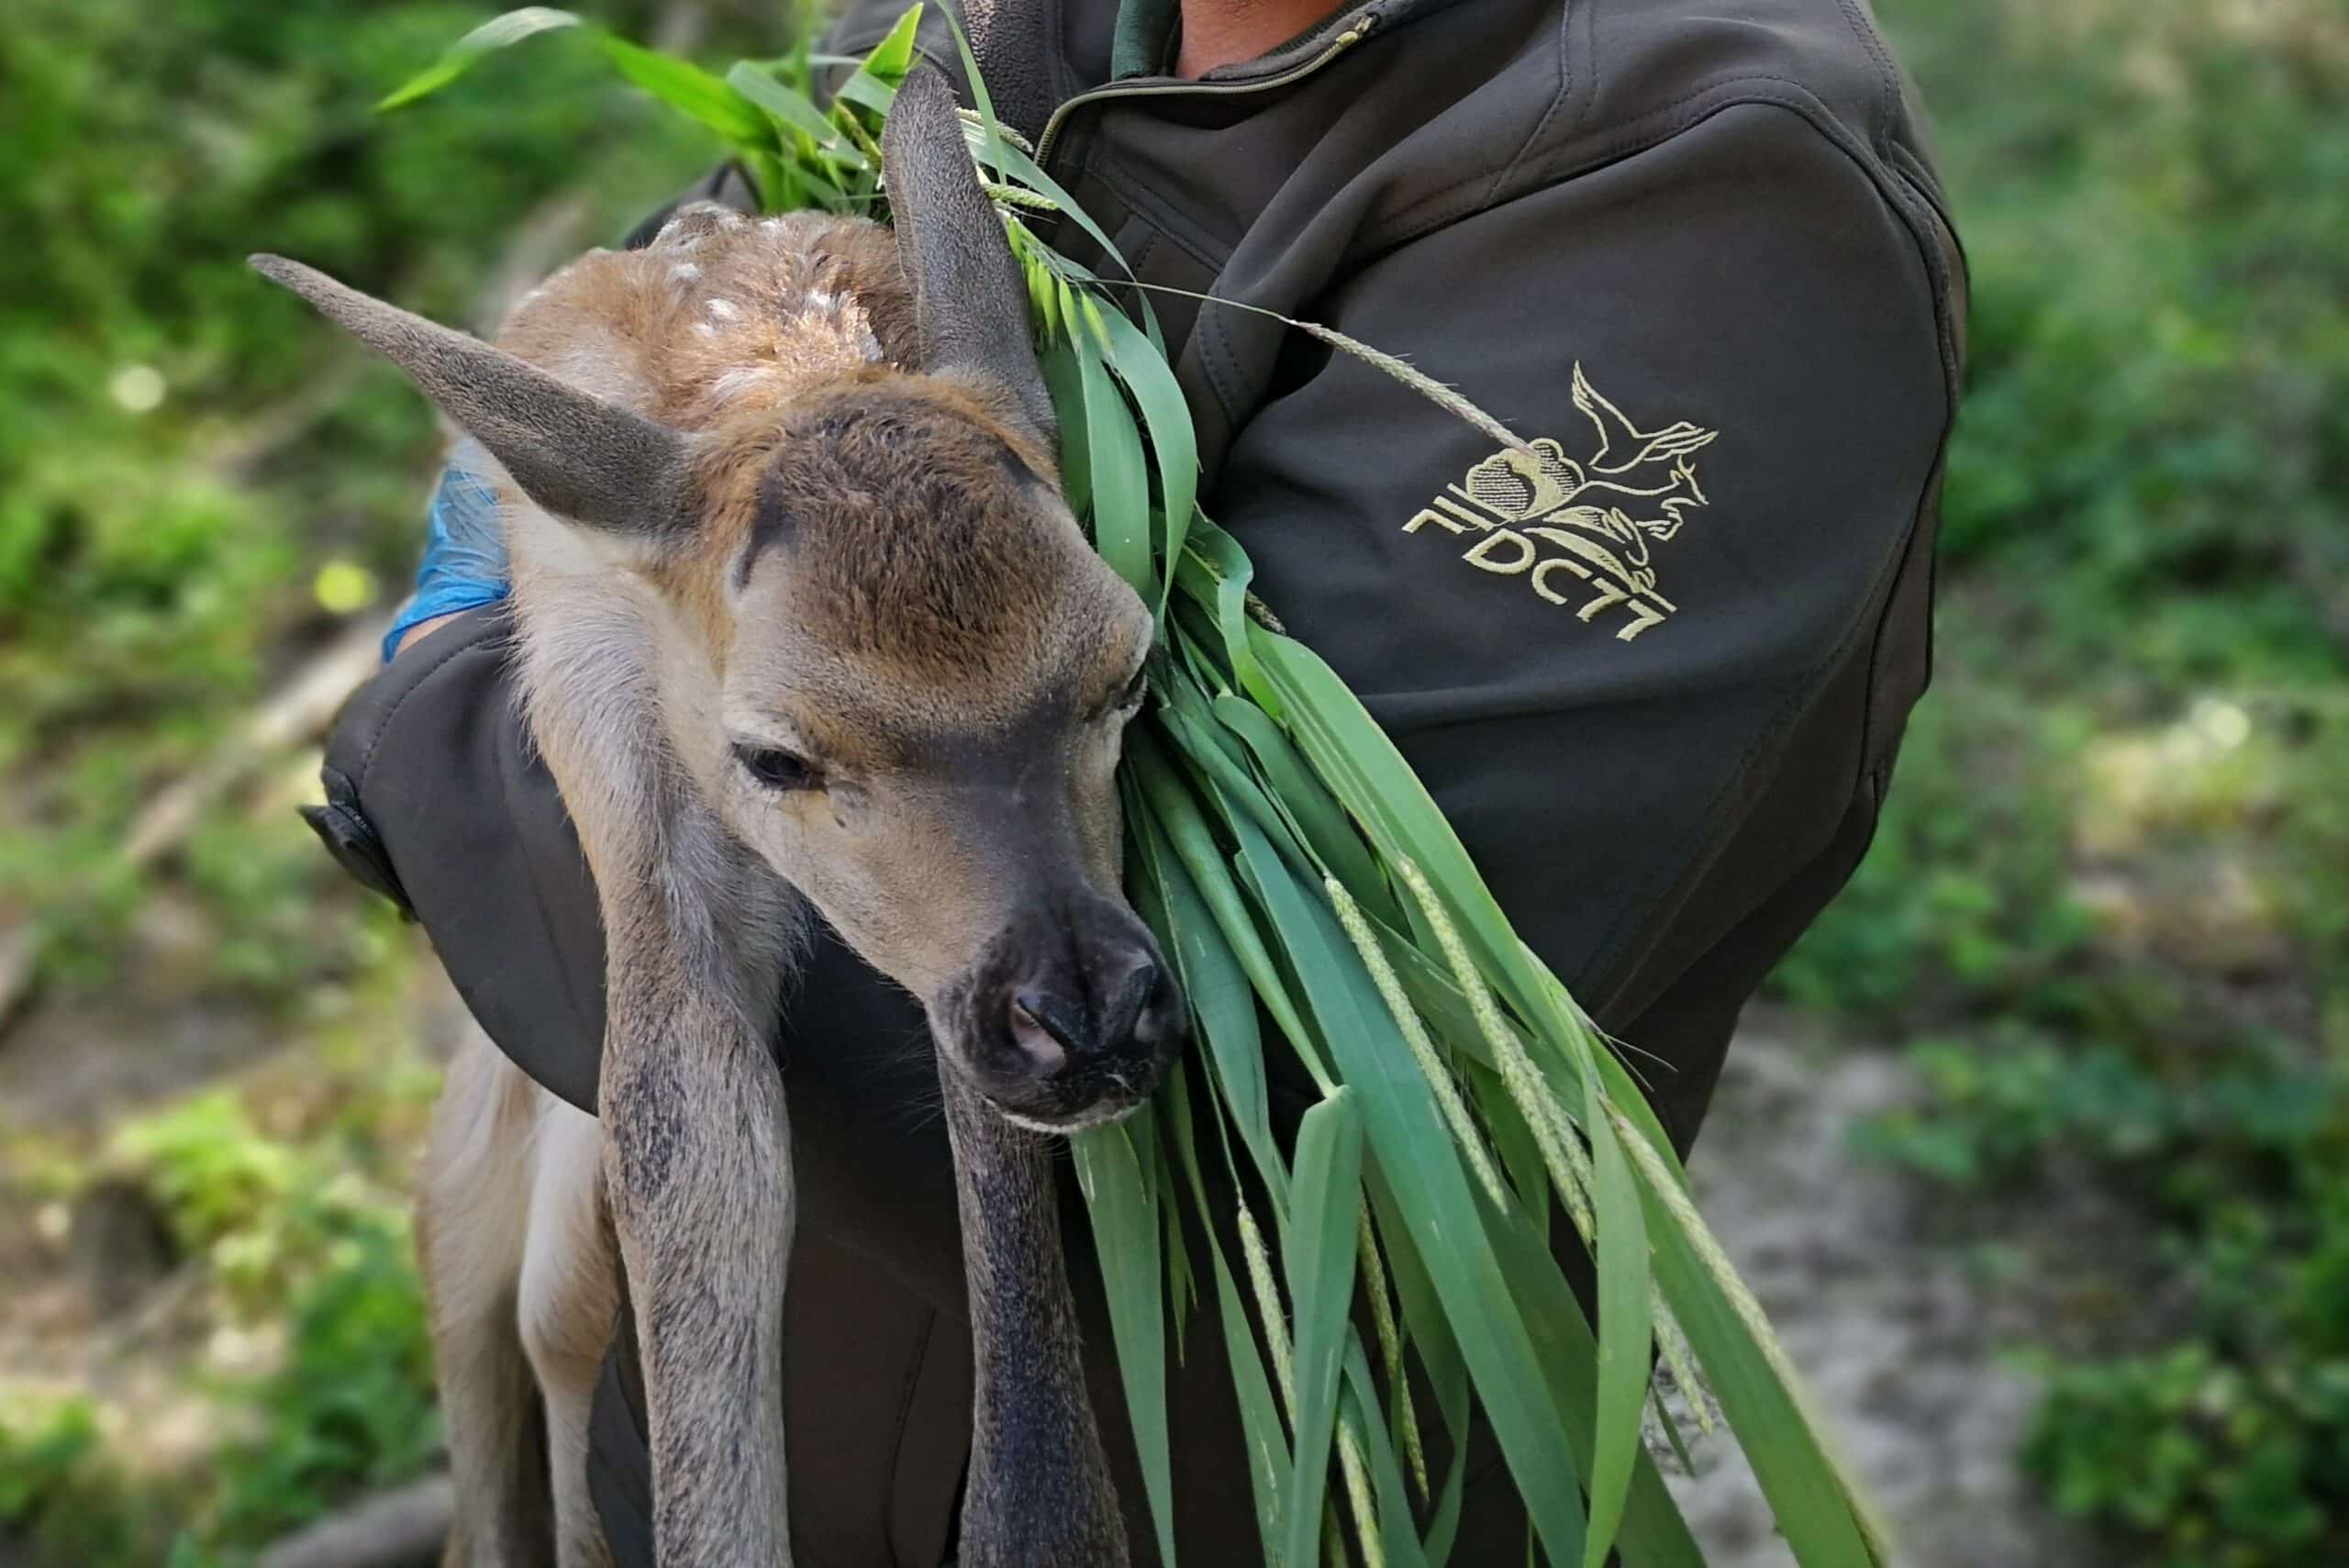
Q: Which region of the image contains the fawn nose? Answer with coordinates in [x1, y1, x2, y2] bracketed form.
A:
[963, 902, 1186, 1125]
[1006, 945, 1171, 1079]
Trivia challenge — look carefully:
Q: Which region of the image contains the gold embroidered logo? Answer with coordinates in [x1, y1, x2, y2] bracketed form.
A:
[1403, 363, 1717, 641]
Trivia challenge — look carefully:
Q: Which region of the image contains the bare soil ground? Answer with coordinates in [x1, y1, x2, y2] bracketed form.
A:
[1670, 1018, 2100, 1567]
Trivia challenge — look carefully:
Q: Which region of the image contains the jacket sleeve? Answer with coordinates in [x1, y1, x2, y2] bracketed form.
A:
[308, 607, 610, 1114]
[1202, 103, 1956, 1131]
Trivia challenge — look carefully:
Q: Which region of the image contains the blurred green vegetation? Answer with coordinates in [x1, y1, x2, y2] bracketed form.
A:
[0, 0, 740, 993]
[0, 1, 758, 1560]
[1772, 2, 2349, 1562]
[0, 0, 2342, 1563]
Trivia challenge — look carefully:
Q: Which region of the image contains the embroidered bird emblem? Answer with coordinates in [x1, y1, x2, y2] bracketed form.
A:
[1571, 361, 1718, 474]
[1461, 365, 1717, 524]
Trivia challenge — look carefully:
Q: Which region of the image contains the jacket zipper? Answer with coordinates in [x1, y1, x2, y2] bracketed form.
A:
[1033, 7, 1382, 169]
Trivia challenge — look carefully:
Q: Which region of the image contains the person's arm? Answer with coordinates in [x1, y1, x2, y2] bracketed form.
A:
[1202, 102, 1959, 1143]
[380, 439, 507, 658]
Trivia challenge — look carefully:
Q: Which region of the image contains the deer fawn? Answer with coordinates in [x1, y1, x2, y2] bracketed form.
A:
[257, 69, 1181, 1567]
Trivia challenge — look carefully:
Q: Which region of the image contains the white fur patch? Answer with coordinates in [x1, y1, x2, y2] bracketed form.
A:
[709, 365, 774, 402]
[706, 298, 740, 322]
[1002, 1098, 1144, 1136]
[671, 262, 701, 283]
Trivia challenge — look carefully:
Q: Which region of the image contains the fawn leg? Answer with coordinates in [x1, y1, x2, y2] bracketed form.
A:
[518, 1095, 620, 1568]
[601, 963, 796, 1566]
[421, 1030, 556, 1568]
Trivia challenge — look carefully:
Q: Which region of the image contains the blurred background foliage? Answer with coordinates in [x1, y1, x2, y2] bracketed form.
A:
[0, 0, 2342, 1563]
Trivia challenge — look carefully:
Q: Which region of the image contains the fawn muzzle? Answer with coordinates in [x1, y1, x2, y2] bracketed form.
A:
[946, 886, 1186, 1130]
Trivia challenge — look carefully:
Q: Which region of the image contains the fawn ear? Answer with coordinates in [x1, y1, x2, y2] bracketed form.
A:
[881, 68, 1057, 450]
[250, 254, 692, 540]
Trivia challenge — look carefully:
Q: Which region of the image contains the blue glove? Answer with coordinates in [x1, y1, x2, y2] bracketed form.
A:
[384, 437, 512, 662]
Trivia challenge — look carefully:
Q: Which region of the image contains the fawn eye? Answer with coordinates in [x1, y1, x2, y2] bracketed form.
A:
[734, 743, 820, 792]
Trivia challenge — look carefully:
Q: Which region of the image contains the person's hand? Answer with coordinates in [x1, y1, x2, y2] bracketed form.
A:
[384, 436, 509, 660]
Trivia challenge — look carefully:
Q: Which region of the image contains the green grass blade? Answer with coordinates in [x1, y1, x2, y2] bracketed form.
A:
[1475, 1192, 1703, 1568]
[1088, 304, 1197, 623]
[1211, 695, 1399, 928]
[1068, 295, 1154, 597]
[1365, 1175, 1473, 1565]
[938, 3, 1008, 181]
[971, 139, 1149, 312]
[1473, 1060, 1550, 1229]
[1167, 1088, 1296, 1563]
[376, 7, 584, 110]
[1072, 1114, 1179, 1567]
[1174, 514, 1279, 715]
[1281, 1090, 1364, 1568]
[1611, 1104, 1887, 1567]
[829, 69, 898, 119]
[1232, 828, 1589, 1568]
[726, 62, 860, 160]
[1131, 802, 1283, 1201]
[1158, 705, 1316, 889]
[854, 1, 924, 83]
[1037, 335, 1094, 517]
[1128, 728, 1329, 1090]
[1582, 1106, 1652, 1568]
[1340, 1343, 1431, 1568]
[596, 36, 770, 144]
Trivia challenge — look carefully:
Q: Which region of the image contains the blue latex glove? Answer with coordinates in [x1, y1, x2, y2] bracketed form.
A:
[383, 437, 512, 662]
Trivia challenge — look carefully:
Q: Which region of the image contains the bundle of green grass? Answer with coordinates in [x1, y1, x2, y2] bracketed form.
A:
[388, 10, 1889, 1563]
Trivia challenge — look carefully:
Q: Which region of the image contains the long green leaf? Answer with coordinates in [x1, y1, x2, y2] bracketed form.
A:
[1477, 1180, 1705, 1568]
[1129, 728, 1330, 1091]
[1168, 1070, 1297, 1564]
[1582, 1103, 1652, 1568]
[1364, 1172, 1474, 1565]
[597, 36, 770, 144]
[1070, 294, 1154, 597]
[727, 61, 858, 157]
[1073, 1114, 1178, 1567]
[852, 1, 924, 83]
[1132, 801, 1283, 1200]
[1212, 695, 1398, 927]
[1282, 1090, 1364, 1568]
[1089, 302, 1197, 622]
[1231, 818, 1589, 1568]
[1038, 335, 1096, 517]
[1615, 1104, 1887, 1567]
[377, 6, 584, 109]
[1340, 1343, 1433, 1568]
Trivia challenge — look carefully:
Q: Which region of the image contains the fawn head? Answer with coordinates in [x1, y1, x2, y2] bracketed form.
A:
[254, 70, 1183, 1130]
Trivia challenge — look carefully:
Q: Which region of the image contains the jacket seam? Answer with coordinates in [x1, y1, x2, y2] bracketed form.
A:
[1831, 0, 1901, 154]
[1481, 0, 1579, 206]
[1364, 74, 1862, 256]
[1085, 154, 1234, 272]
[1570, 102, 1956, 1008]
